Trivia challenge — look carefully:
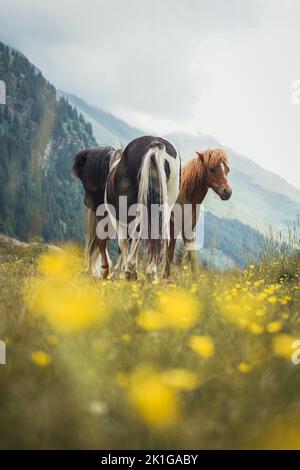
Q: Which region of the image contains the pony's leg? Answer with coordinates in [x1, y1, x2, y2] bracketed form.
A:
[110, 223, 128, 279]
[187, 250, 198, 273]
[111, 238, 128, 278]
[125, 238, 141, 280]
[146, 240, 168, 281]
[163, 237, 176, 279]
[184, 234, 198, 274]
[111, 249, 121, 276]
[146, 256, 158, 281]
[98, 239, 110, 279]
[163, 217, 176, 280]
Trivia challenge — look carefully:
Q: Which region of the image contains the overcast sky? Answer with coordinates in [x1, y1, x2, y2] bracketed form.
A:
[1, 0, 300, 187]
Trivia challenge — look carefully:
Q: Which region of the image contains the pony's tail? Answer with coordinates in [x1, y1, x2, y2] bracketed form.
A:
[137, 143, 170, 263]
[84, 209, 99, 272]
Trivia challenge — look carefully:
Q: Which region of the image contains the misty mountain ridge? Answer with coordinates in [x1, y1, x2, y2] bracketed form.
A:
[60, 92, 143, 146]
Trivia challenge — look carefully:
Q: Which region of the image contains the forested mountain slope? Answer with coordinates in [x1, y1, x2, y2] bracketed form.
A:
[0, 42, 96, 242]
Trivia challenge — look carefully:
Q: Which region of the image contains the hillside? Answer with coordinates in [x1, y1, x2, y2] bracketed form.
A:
[0, 42, 96, 242]
[61, 92, 143, 146]
[1, 238, 300, 448]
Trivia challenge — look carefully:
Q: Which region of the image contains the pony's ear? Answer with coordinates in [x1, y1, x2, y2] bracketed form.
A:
[196, 151, 204, 163]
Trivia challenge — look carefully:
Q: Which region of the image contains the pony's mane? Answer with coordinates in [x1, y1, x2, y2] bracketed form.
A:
[181, 148, 229, 198]
[202, 148, 229, 169]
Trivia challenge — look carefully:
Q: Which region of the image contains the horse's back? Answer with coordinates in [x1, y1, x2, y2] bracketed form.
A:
[116, 136, 178, 185]
[123, 135, 177, 161]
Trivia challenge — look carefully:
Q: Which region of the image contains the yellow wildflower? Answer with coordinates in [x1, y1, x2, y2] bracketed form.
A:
[279, 296, 292, 305]
[189, 335, 215, 358]
[38, 246, 81, 281]
[266, 321, 283, 334]
[137, 309, 165, 331]
[216, 288, 266, 333]
[26, 281, 103, 332]
[248, 322, 264, 335]
[238, 362, 252, 373]
[157, 291, 201, 330]
[137, 291, 201, 331]
[126, 366, 180, 428]
[272, 334, 294, 359]
[24, 248, 108, 333]
[31, 350, 52, 367]
[161, 369, 198, 391]
[122, 333, 131, 342]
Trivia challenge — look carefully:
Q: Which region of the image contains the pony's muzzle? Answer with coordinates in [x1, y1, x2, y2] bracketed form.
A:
[220, 187, 232, 200]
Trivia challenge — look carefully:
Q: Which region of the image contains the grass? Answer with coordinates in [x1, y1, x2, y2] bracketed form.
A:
[0, 241, 300, 449]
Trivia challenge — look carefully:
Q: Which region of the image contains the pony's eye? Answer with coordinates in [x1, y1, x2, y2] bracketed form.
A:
[209, 168, 215, 173]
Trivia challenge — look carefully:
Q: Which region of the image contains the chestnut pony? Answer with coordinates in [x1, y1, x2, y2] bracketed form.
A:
[163, 148, 232, 279]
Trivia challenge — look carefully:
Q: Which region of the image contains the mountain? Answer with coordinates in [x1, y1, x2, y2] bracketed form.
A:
[0, 42, 96, 242]
[61, 92, 143, 146]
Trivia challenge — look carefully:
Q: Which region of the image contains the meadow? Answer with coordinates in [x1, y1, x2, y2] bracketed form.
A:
[0, 238, 300, 449]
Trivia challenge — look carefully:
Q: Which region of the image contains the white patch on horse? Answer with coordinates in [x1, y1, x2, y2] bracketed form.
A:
[91, 255, 102, 278]
[90, 248, 112, 279]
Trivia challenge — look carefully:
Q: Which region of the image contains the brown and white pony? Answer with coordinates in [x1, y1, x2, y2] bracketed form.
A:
[163, 148, 232, 279]
[73, 136, 181, 280]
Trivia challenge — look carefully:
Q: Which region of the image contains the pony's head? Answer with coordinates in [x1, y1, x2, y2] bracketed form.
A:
[196, 148, 232, 200]
[72, 147, 115, 210]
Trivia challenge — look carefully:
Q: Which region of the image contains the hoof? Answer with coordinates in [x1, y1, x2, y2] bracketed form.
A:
[146, 272, 158, 281]
[125, 270, 138, 281]
[110, 270, 120, 280]
[101, 270, 109, 280]
[164, 277, 174, 284]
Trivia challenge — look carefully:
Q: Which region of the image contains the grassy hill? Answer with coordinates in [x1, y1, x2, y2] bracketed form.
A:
[0, 42, 96, 242]
[1, 239, 300, 449]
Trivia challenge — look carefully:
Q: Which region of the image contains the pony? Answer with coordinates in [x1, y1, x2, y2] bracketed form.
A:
[73, 136, 181, 280]
[72, 146, 120, 278]
[106, 136, 180, 280]
[163, 148, 232, 279]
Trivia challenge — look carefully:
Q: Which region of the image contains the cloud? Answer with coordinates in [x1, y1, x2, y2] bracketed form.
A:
[191, 1, 300, 187]
[0, 0, 260, 119]
[1, 0, 300, 187]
